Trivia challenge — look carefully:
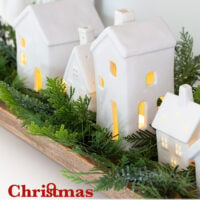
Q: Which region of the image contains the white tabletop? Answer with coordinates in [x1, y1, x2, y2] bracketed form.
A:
[0, 126, 108, 199]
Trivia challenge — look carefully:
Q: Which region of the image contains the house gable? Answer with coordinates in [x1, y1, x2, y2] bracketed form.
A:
[14, 0, 104, 46]
[91, 17, 176, 58]
[64, 46, 93, 95]
[14, 6, 47, 46]
[152, 92, 200, 143]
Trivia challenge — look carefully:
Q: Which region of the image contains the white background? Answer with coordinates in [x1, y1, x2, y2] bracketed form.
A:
[0, 126, 107, 199]
[94, 0, 200, 55]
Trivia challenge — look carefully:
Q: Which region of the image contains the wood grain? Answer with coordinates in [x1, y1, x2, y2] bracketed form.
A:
[0, 102, 140, 199]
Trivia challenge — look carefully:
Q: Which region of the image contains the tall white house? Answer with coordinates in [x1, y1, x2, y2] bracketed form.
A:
[91, 9, 176, 138]
[14, 0, 104, 91]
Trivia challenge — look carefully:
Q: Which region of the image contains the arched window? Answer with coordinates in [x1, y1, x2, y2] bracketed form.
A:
[20, 53, 26, 65]
[111, 101, 119, 140]
[138, 101, 147, 129]
[21, 37, 26, 48]
[34, 68, 42, 91]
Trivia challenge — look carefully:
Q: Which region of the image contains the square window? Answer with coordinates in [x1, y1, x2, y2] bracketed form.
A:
[110, 61, 117, 77]
[146, 72, 155, 86]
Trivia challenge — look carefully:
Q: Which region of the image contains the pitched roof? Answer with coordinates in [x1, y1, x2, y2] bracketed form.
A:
[14, 0, 104, 46]
[152, 92, 200, 143]
[71, 44, 95, 93]
[91, 17, 176, 58]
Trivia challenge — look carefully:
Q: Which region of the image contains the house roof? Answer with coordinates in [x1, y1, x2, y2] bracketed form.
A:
[73, 44, 95, 93]
[152, 92, 200, 143]
[14, 0, 104, 46]
[189, 140, 200, 159]
[91, 17, 176, 58]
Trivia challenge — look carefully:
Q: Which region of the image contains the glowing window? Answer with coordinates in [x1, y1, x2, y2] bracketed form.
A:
[21, 37, 26, 48]
[146, 72, 155, 86]
[111, 101, 119, 140]
[161, 136, 168, 149]
[110, 61, 117, 77]
[138, 102, 146, 129]
[157, 96, 164, 108]
[62, 79, 67, 93]
[171, 158, 177, 167]
[34, 68, 42, 91]
[20, 53, 26, 65]
[175, 144, 182, 156]
[99, 77, 105, 88]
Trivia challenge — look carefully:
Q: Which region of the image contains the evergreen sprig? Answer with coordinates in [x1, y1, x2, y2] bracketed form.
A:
[174, 28, 200, 93]
[0, 18, 16, 83]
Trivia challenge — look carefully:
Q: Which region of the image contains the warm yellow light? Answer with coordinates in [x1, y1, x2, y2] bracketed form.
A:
[138, 102, 146, 129]
[160, 96, 164, 101]
[99, 77, 105, 88]
[146, 72, 155, 86]
[21, 37, 26, 48]
[157, 96, 164, 108]
[20, 53, 26, 65]
[110, 61, 117, 77]
[111, 101, 119, 140]
[161, 136, 168, 149]
[62, 79, 67, 93]
[171, 158, 177, 167]
[175, 144, 182, 156]
[34, 68, 42, 91]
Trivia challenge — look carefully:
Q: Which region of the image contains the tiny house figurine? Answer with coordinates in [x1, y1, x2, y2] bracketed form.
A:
[152, 84, 200, 169]
[14, 0, 104, 91]
[91, 9, 176, 139]
[63, 27, 96, 111]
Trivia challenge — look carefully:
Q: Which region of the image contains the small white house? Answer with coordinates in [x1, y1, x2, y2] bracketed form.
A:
[63, 27, 96, 111]
[91, 9, 176, 139]
[152, 84, 200, 169]
[14, 0, 104, 91]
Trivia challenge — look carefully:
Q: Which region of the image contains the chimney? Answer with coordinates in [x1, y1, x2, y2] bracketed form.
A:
[179, 84, 194, 106]
[78, 26, 94, 45]
[114, 9, 135, 25]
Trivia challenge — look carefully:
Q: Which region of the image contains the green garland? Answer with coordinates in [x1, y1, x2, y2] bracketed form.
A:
[0, 20, 200, 198]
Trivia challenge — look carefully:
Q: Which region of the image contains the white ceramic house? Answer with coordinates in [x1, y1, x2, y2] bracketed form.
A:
[152, 84, 200, 169]
[63, 27, 96, 112]
[14, 0, 104, 91]
[90, 9, 176, 139]
[189, 140, 200, 193]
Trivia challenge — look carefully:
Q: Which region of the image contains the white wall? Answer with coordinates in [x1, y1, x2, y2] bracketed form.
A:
[94, 0, 200, 55]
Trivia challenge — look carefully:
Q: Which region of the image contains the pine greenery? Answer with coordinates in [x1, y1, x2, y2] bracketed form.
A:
[0, 21, 199, 198]
[174, 28, 200, 94]
[0, 18, 16, 84]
